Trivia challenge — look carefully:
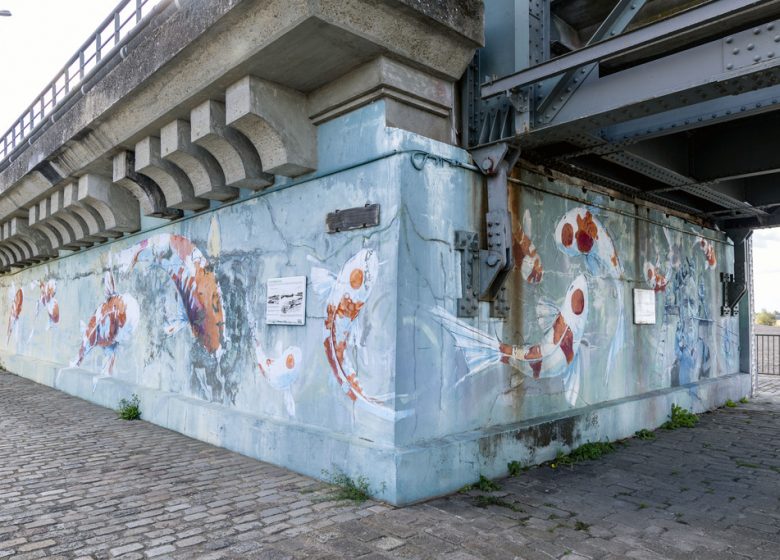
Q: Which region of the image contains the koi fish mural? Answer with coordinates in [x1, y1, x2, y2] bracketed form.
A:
[6, 285, 22, 343]
[695, 236, 717, 269]
[73, 271, 139, 378]
[119, 234, 225, 356]
[513, 210, 543, 283]
[36, 279, 60, 327]
[554, 208, 624, 382]
[433, 275, 589, 405]
[644, 261, 668, 292]
[254, 336, 302, 417]
[312, 248, 398, 420]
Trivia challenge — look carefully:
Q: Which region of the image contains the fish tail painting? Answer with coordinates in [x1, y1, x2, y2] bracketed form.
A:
[254, 334, 302, 417]
[311, 248, 401, 421]
[513, 209, 543, 283]
[694, 237, 717, 269]
[435, 275, 589, 406]
[6, 285, 22, 343]
[554, 207, 624, 383]
[73, 271, 139, 383]
[118, 234, 225, 356]
[644, 261, 668, 292]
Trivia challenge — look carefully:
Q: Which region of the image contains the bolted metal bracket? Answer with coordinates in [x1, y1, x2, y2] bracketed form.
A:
[720, 272, 745, 317]
[467, 141, 521, 318]
[455, 231, 480, 317]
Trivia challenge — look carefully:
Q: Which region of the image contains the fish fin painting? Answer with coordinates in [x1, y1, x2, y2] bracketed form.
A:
[6, 285, 23, 343]
[435, 275, 589, 406]
[38, 279, 60, 328]
[554, 207, 624, 384]
[73, 271, 139, 385]
[695, 236, 717, 269]
[513, 209, 543, 283]
[254, 335, 302, 417]
[644, 261, 668, 292]
[312, 248, 401, 421]
[118, 234, 225, 357]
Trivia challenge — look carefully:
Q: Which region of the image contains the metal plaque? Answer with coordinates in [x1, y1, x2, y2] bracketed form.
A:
[633, 288, 656, 325]
[326, 203, 380, 233]
[266, 276, 306, 326]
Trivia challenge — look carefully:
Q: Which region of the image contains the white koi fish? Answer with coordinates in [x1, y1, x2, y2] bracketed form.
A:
[554, 208, 623, 382]
[73, 271, 139, 383]
[311, 248, 399, 420]
[433, 275, 589, 406]
[6, 284, 22, 343]
[644, 260, 668, 292]
[254, 337, 302, 417]
[513, 209, 543, 284]
[694, 236, 717, 269]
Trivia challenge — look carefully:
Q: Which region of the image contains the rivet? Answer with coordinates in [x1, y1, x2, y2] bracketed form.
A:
[754, 55, 761, 62]
[769, 24, 775, 31]
[726, 37, 733, 44]
[747, 44, 755, 50]
[733, 48, 740, 54]
[775, 35, 780, 42]
[754, 28, 761, 35]
[726, 63, 734, 70]
[769, 52, 776, 58]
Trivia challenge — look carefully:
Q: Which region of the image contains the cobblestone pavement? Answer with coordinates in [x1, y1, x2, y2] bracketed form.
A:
[1, 372, 780, 559]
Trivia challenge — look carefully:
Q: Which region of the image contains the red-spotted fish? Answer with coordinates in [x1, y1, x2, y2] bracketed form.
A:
[6, 285, 22, 343]
[311, 249, 399, 420]
[73, 271, 139, 378]
[694, 236, 717, 269]
[37, 279, 59, 327]
[433, 275, 589, 405]
[254, 337, 302, 417]
[121, 234, 224, 356]
[644, 261, 668, 292]
[554, 208, 623, 382]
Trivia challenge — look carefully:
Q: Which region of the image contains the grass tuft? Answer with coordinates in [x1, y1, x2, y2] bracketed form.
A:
[739, 396, 749, 404]
[507, 460, 523, 477]
[634, 429, 656, 440]
[324, 469, 371, 502]
[724, 399, 737, 408]
[117, 394, 141, 420]
[661, 404, 698, 430]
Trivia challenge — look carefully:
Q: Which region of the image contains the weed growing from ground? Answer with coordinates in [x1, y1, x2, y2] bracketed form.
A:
[460, 474, 501, 493]
[558, 442, 615, 465]
[117, 394, 141, 420]
[574, 520, 590, 531]
[725, 399, 737, 408]
[508, 460, 523, 477]
[634, 429, 656, 440]
[324, 469, 371, 502]
[739, 397, 749, 404]
[661, 404, 698, 429]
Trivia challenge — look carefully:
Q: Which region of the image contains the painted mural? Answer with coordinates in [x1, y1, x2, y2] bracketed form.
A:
[6, 285, 22, 343]
[73, 271, 139, 380]
[254, 335, 302, 417]
[35, 280, 60, 327]
[118, 233, 225, 356]
[312, 248, 398, 421]
[433, 274, 588, 405]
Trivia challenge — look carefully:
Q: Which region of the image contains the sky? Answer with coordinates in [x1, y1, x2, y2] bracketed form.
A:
[0, 0, 155, 135]
[752, 228, 780, 313]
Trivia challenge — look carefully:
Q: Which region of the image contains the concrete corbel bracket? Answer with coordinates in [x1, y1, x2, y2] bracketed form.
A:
[112, 151, 183, 220]
[77, 173, 141, 236]
[32, 199, 84, 251]
[161, 119, 237, 202]
[191, 100, 274, 191]
[6, 216, 57, 262]
[134, 137, 209, 211]
[28, 203, 67, 251]
[48, 189, 100, 247]
[1, 221, 34, 265]
[226, 76, 317, 178]
[62, 182, 118, 241]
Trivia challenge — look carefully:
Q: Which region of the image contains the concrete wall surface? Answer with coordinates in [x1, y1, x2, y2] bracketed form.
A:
[0, 101, 749, 504]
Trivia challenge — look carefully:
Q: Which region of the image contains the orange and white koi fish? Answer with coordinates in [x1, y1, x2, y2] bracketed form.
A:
[121, 234, 224, 356]
[73, 271, 139, 378]
[554, 208, 623, 382]
[312, 249, 399, 420]
[433, 275, 589, 405]
[36, 279, 59, 327]
[254, 337, 302, 417]
[6, 286, 22, 342]
[694, 237, 717, 269]
[513, 209, 543, 283]
[644, 261, 668, 292]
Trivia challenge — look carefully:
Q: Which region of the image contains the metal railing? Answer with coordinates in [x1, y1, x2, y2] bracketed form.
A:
[0, 0, 169, 166]
[756, 334, 780, 374]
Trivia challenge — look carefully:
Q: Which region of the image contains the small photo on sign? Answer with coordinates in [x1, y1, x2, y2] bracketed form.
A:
[633, 288, 656, 325]
[266, 276, 307, 325]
